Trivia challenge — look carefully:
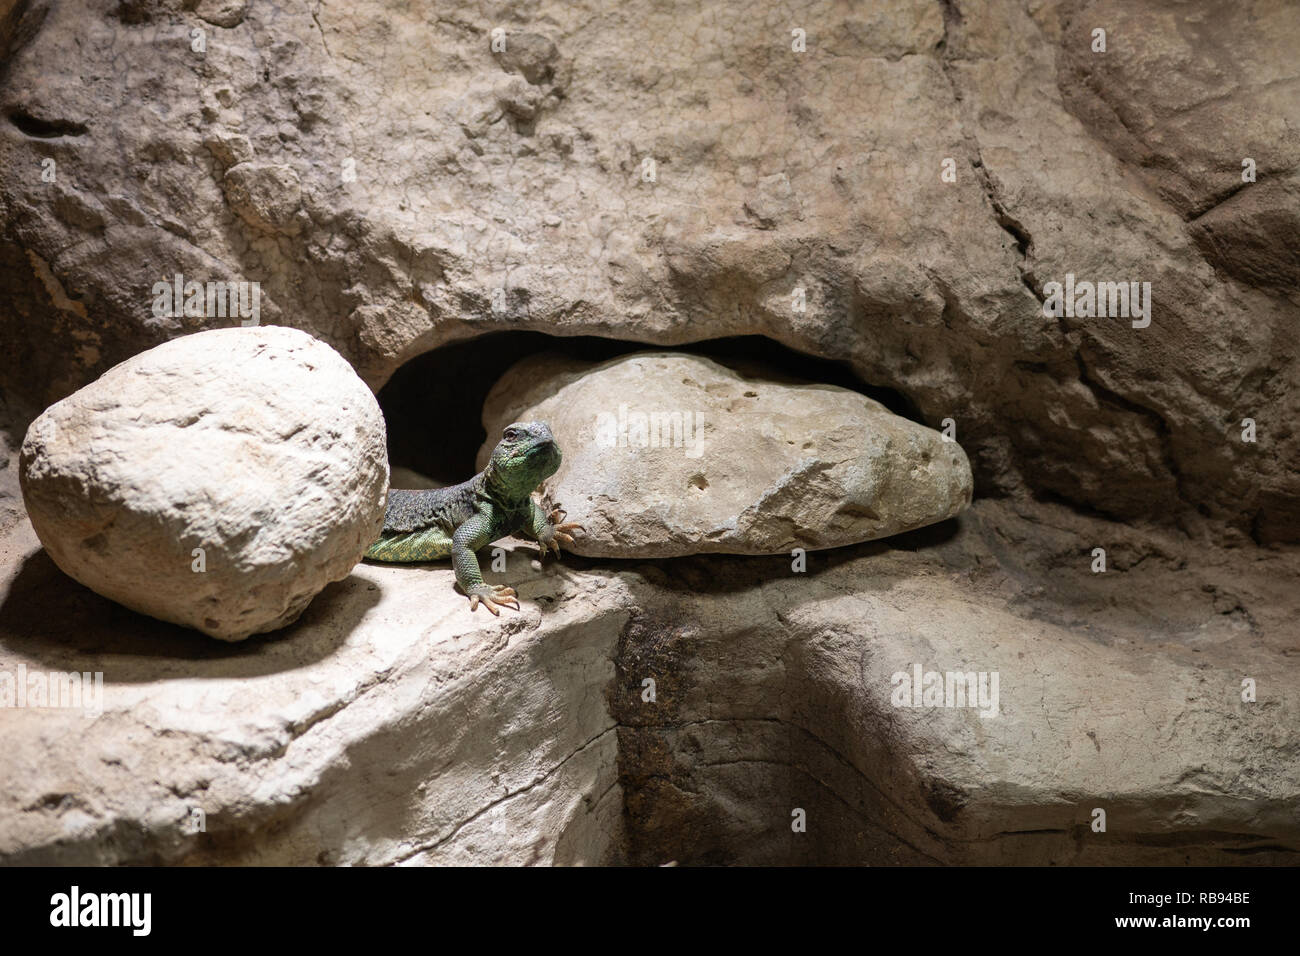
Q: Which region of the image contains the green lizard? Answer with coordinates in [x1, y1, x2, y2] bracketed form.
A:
[364, 421, 583, 614]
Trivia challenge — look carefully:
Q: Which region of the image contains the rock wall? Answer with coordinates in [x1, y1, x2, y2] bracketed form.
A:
[1, 0, 1296, 541]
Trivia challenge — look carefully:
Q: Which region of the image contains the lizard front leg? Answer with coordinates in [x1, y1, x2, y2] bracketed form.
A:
[452, 508, 519, 615]
[527, 500, 585, 557]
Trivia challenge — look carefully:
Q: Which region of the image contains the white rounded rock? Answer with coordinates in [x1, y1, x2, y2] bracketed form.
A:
[479, 351, 974, 557]
[19, 326, 389, 641]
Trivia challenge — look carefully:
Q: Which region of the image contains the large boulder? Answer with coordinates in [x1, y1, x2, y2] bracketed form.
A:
[478, 352, 973, 557]
[18, 325, 388, 641]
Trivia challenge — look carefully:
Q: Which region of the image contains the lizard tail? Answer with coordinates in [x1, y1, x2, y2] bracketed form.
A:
[363, 527, 455, 563]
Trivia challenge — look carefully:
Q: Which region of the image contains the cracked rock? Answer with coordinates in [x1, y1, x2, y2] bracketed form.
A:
[222, 162, 303, 236]
[492, 31, 560, 86]
[0, 0, 1296, 542]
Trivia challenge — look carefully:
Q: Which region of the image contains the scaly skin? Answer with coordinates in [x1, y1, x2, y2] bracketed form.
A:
[364, 421, 583, 614]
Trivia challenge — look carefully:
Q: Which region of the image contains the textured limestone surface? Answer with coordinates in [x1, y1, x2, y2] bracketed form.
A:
[0, 496, 1296, 865]
[0, 0, 1296, 542]
[18, 326, 388, 641]
[478, 351, 973, 556]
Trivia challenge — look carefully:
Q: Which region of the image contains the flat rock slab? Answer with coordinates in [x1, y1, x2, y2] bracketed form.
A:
[19, 326, 388, 641]
[479, 352, 973, 557]
[1, 500, 1296, 865]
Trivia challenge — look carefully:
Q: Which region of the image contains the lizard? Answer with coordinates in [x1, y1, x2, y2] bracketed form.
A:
[363, 420, 584, 614]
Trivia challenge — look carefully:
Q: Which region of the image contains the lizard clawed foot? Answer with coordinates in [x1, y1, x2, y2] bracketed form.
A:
[467, 584, 519, 616]
[538, 507, 586, 556]
[549, 522, 585, 549]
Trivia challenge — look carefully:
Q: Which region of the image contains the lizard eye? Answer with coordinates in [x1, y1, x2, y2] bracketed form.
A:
[504, 428, 519, 441]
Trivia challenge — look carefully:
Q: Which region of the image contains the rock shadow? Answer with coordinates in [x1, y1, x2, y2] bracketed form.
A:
[0, 547, 378, 681]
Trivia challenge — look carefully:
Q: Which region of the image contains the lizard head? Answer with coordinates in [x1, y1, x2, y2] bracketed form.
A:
[486, 420, 562, 497]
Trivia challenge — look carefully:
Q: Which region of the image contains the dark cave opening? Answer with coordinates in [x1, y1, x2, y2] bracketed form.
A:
[376, 332, 926, 485]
